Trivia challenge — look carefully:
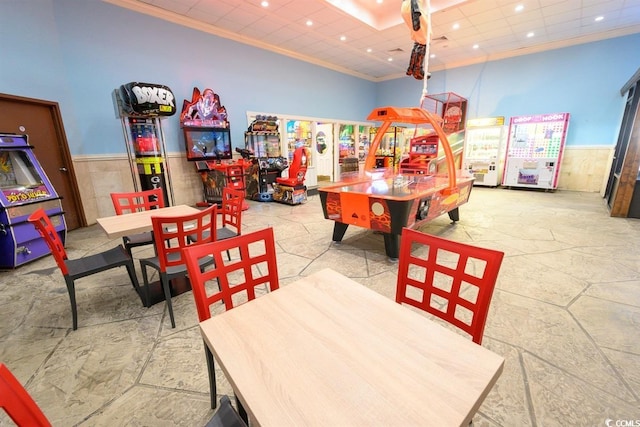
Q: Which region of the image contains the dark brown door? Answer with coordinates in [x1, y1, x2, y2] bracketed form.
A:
[0, 94, 85, 229]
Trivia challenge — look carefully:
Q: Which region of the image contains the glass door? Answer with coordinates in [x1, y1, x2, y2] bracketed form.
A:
[315, 122, 334, 182]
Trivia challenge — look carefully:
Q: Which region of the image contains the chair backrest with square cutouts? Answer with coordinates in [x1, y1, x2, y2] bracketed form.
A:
[396, 228, 504, 344]
[110, 188, 164, 215]
[220, 187, 244, 235]
[28, 208, 69, 275]
[182, 227, 279, 321]
[151, 204, 217, 273]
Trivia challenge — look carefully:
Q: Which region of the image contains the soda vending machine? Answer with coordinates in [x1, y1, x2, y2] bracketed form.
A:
[502, 113, 570, 190]
[463, 117, 506, 187]
[114, 82, 177, 205]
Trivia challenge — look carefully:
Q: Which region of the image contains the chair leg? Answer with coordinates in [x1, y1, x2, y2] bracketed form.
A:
[205, 343, 217, 410]
[125, 261, 145, 306]
[64, 277, 78, 330]
[139, 262, 152, 308]
[160, 273, 176, 328]
[236, 394, 248, 425]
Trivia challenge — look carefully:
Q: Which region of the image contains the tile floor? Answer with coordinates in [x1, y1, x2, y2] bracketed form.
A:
[1, 187, 640, 426]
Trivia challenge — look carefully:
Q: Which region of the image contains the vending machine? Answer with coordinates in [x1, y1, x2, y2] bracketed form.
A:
[502, 113, 570, 190]
[463, 117, 506, 187]
[0, 133, 66, 268]
[114, 82, 177, 206]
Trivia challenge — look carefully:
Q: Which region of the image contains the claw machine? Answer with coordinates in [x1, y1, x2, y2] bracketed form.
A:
[463, 117, 506, 186]
[502, 113, 570, 190]
[0, 133, 66, 268]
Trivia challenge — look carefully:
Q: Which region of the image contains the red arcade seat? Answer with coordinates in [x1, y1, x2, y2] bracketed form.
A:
[276, 146, 310, 187]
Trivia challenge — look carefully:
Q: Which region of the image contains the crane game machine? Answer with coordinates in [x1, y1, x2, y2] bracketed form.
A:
[0, 133, 66, 268]
[244, 115, 293, 203]
[115, 82, 176, 205]
[181, 87, 249, 207]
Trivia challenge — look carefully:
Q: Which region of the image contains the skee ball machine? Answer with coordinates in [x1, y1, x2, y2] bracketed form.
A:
[0, 133, 66, 268]
[181, 87, 250, 208]
[115, 82, 177, 206]
[319, 106, 474, 260]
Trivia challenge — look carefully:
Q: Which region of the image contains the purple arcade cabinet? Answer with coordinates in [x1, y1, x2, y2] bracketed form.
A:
[0, 133, 66, 268]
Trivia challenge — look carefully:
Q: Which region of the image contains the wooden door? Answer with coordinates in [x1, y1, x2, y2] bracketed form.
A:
[0, 94, 85, 229]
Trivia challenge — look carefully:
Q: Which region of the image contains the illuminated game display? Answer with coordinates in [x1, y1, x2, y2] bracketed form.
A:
[0, 133, 66, 268]
[181, 87, 250, 206]
[319, 107, 474, 260]
[502, 113, 570, 190]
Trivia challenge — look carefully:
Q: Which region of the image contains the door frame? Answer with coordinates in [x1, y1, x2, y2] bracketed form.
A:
[0, 93, 87, 227]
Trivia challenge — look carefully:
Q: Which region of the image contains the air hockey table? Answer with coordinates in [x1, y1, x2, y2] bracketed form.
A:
[318, 106, 474, 260]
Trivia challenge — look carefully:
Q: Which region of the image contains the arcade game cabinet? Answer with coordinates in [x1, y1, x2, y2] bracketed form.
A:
[180, 87, 250, 207]
[273, 146, 310, 205]
[115, 81, 177, 206]
[0, 133, 66, 268]
[244, 116, 289, 202]
[319, 106, 474, 260]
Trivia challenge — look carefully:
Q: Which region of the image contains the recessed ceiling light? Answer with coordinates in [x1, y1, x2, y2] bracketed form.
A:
[306, 20, 313, 26]
[452, 23, 460, 30]
[377, 0, 383, 4]
[527, 32, 534, 38]
[515, 4, 524, 12]
[387, 57, 393, 62]
[366, 48, 372, 53]
[595, 16, 604, 22]
[260, 1, 269, 7]
[340, 35, 347, 41]
[430, 54, 436, 58]
[473, 44, 479, 49]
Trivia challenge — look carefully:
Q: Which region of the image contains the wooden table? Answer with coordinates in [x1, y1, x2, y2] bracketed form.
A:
[200, 268, 504, 427]
[96, 204, 201, 306]
[96, 205, 200, 239]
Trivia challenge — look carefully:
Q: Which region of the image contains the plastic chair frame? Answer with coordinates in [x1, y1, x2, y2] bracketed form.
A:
[395, 227, 504, 345]
[182, 227, 280, 417]
[139, 204, 217, 328]
[28, 208, 142, 330]
[188, 186, 244, 261]
[110, 188, 165, 258]
[0, 363, 51, 427]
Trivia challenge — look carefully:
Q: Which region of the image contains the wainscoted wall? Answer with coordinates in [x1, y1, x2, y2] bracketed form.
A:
[73, 154, 203, 225]
[72, 146, 614, 225]
[557, 146, 614, 194]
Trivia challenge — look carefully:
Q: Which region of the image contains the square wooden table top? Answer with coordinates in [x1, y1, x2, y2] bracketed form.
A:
[199, 268, 504, 427]
[96, 205, 200, 239]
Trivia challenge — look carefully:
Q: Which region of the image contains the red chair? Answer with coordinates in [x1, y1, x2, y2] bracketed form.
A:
[28, 208, 142, 330]
[0, 363, 50, 426]
[188, 187, 244, 261]
[395, 228, 504, 344]
[276, 146, 310, 186]
[139, 204, 217, 328]
[110, 188, 165, 258]
[182, 227, 279, 414]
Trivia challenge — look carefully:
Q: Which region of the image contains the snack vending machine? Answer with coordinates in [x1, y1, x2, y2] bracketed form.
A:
[502, 113, 570, 190]
[463, 117, 506, 187]
[0, 133, 66, 268]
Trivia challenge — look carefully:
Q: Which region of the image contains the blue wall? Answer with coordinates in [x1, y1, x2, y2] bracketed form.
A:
[1, 0, 638, 154]
[0, 0, 375, 155]
[379, 33, 640, 147]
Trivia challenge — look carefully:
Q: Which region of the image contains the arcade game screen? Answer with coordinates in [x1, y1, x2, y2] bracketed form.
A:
[183, 127, 232, 161]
